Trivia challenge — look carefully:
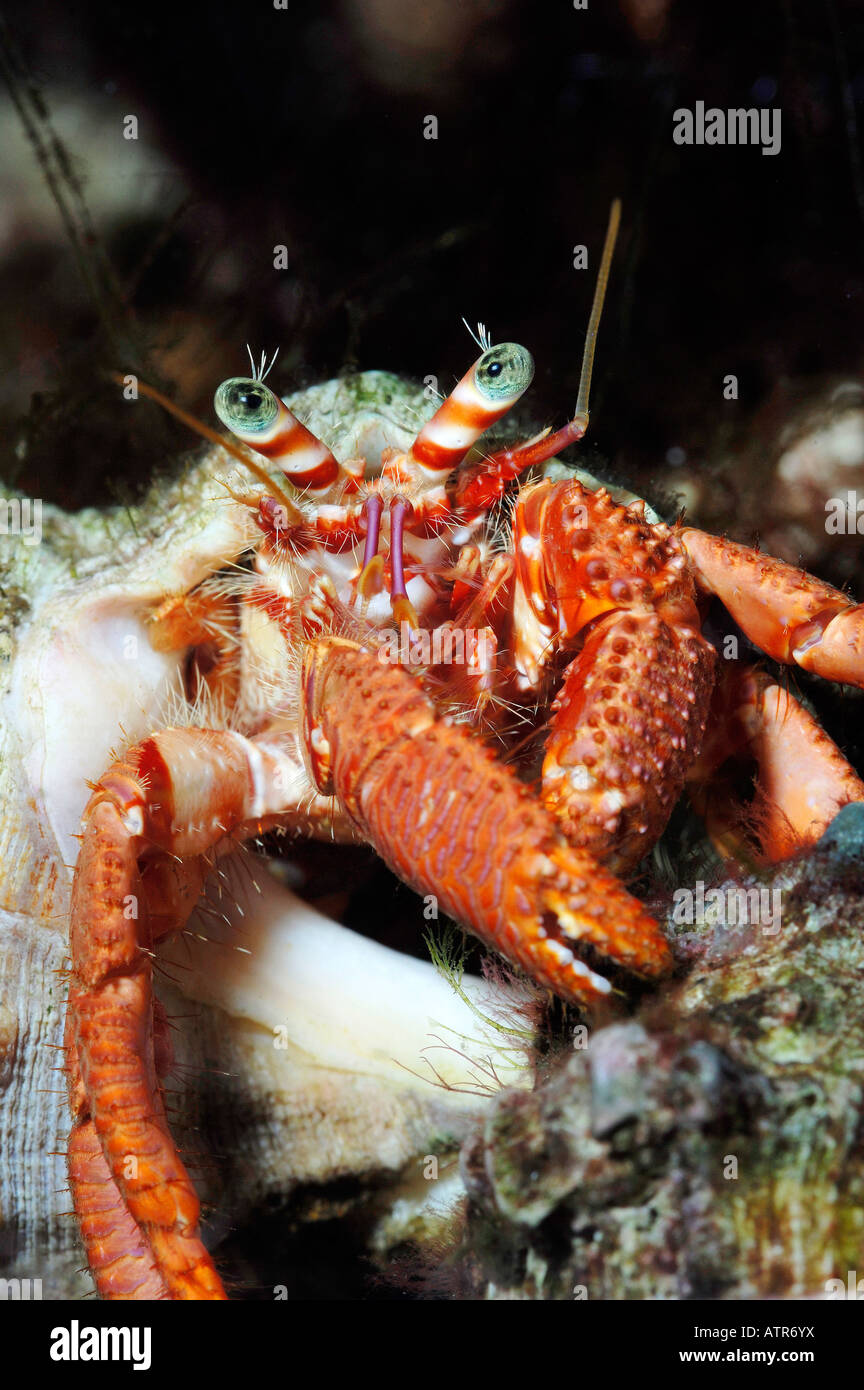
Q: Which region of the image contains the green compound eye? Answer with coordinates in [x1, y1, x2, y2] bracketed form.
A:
[214, 378, 279, 435]
[474, 343, 534, 401]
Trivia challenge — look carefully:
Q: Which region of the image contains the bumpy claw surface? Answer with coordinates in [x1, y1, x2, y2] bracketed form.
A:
[680, 528, 864, 687]
[302, 638, 672, 1009]
[511, 480, 699, 683]
[542, 609, 716, 874]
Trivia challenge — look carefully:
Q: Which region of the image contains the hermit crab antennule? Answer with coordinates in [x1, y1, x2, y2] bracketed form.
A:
[388, 495, 419, 628]
[356, 494, 385, 603]
[214, 374, 341, 494]
[407, 339, 535, 477]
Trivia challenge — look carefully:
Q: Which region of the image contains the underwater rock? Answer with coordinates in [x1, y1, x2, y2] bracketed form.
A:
[454, 806, 864, 1300]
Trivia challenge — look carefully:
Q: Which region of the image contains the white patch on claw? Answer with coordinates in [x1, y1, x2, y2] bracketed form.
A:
[310, 726, 330, 758]
[543, 937, 612, 995]
[568, 765, 596, 792]
[545, 939, 575, 965]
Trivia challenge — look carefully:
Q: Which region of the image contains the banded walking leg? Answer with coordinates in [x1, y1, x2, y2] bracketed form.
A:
[66, 728, 310, 1299]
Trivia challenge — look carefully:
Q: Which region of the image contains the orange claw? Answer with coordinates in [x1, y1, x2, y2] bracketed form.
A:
[542, 608, 716, 876]
[301, 637, 672, 1009]
[680, 528, 864, 687]
[689, 664, 864, 863]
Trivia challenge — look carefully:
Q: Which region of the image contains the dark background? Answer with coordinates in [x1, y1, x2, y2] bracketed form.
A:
[1, 0, 863, 518]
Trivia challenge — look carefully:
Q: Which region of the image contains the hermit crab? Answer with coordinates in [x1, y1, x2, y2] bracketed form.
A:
[62, 202, 864, 1298]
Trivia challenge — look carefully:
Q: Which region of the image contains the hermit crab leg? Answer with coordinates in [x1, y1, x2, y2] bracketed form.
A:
[67, 1119, 175, 1299]
[66, 728, 315, 1300]
[301, 636, 673, 1006]
[680, 528, 864, 688]
[688, 665, 864, 862]
[731, 677, 864, 857]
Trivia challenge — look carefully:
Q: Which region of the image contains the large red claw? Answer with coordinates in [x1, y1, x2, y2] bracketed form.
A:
[301, 637, 672, 1011]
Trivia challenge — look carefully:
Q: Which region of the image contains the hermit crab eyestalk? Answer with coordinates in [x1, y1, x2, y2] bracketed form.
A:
[408, 340, 535, 475]
[214, 375, 341, 493]
[473, 343, 534, 403]
[214, 378, 280, 437]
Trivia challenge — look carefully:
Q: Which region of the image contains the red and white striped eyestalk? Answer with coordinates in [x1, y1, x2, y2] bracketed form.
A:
[407, 341, 535, 477]
[215, 377, 341, 493]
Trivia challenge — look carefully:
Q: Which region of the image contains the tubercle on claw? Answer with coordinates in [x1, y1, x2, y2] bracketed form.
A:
[679, 527, 864, 688]
[300, 637, 673, 1010]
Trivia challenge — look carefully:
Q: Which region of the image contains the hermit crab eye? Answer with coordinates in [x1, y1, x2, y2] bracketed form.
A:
[474, 343, 534, 401]
[214, 377, 280, 435]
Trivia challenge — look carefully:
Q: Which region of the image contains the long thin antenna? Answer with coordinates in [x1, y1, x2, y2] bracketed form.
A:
[573, 197, 621, 430]
[448, 199, 623, 517]
[109, 372, 304, 522]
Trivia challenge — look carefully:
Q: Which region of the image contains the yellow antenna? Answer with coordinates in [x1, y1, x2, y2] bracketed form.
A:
[573, 197, 621, 432]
